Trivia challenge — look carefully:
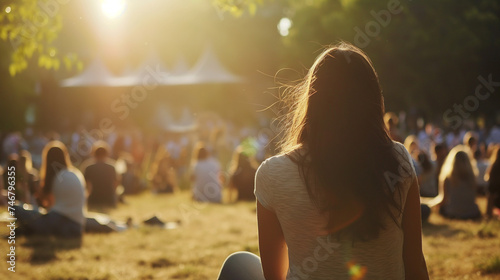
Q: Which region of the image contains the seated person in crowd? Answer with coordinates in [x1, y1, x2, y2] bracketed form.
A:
[17, 141, 86, 239]
[228, 147, 258, 201]
[18, 150, 40, 205]
[191, 143, 222, 203]
[148, 146, 177, 194]
[433, 143, 448, 186]
[120, 153, 145, 195]
[417, 151, 438, 197]
[474, 149, 490, 195]
[486, 146, 500, 218]
[404, 135, 422, 176]
[0, 166, 8, 206]
[384, 112, 403, 143]
[426, 145, 481, 219]
[84, 141, 119, 207]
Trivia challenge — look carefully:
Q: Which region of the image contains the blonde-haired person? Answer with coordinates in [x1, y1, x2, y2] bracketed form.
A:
[427, 145, 481, 219]
[384, 112, 403, 143]
[218, 43, 428, 280]
[148, 146, 177, 194]
[463, 131, 479, 153]
[404, 134, 423, 176]
[16, 141, 86, 238]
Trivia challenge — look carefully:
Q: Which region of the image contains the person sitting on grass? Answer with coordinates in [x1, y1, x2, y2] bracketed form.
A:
[120, 152, 146, 195]
[18, 150, 40, 206]
[148, 146, 178, 194]
[0, 166, 4, 205]
[84, 141, 119, 208]
[384, 112, 403, 143]
[16, 141, 86, 239]
[227, 146, 258, 202]
[218, 43, 429, 280]
[433, 143, 449, 187]
[191, 142, 222, 203]
[426, 145, 481, 220]
[486, 146, 500, 219]
[417, 151, 438, 198]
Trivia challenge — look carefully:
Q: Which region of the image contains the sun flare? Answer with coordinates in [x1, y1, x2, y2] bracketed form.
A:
[101, 0, 126, 19]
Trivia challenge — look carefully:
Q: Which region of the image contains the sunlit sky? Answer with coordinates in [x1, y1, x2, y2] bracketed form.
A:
[37, 0, 289, 93]
[101, 0, 126, 19]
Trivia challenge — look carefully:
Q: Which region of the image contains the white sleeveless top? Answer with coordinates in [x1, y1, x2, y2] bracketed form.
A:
[255, 142, 415, 279]
[51, 168, 87, 225]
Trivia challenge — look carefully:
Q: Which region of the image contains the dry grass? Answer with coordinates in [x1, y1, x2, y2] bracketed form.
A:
[0, 192, 499, 279]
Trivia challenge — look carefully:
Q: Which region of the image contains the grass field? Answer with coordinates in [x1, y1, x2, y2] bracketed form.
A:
[0, 191, 499, 280]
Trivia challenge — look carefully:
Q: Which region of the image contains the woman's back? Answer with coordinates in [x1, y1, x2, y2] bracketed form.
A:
[441, 178, 480, 219]
[255, 142, 413, 279]
[193, 158, 222, 202]
[419, 163, 438, 197]
[232, 166, 257, 201]
[51, 168, 86, 226]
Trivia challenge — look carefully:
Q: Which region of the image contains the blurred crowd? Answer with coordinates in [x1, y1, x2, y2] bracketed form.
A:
[384, 112, 500, 220]
[0, 112, 271, 238]
[1, 110, 500, 238]
[0, 112, 271, 206]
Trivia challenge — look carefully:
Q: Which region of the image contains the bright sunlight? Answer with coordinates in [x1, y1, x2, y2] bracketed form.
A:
[101, 0, 126, 19]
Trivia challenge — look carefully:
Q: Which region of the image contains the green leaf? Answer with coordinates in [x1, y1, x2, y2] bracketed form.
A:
[76, 61, 83, 71]
[63, 56, 72, 70]
[9, 64, 16, 77]
[248, 3, 257, 15]
[52, 58, 60, 70]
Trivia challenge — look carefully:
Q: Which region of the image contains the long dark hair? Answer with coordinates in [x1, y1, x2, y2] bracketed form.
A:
[279, 43, 407, 241]
[40, 141, 72, 195]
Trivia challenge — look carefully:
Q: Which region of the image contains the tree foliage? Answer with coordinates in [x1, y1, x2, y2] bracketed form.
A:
[211, 0, 264, 16]
[0, 0, 80, 76]
[1, 0, 499, 121]
[261, 0, 500, 120]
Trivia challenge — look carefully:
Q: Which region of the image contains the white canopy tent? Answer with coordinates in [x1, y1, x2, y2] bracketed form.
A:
[60, 58, 118, 87]
[170, 56, 190, 77]
[115, 51, 171, 86]
[59, 47, 243, 87]
[175, 47, 243, 85]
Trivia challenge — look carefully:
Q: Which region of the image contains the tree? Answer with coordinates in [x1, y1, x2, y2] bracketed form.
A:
[0, 0, 82, 76]
[1, 0, 499, 122]
[272, 0, 500, 121]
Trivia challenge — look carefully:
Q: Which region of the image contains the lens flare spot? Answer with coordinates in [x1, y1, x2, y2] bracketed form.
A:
[277, 17, 292, 37]
[347, 260, 367, 280]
